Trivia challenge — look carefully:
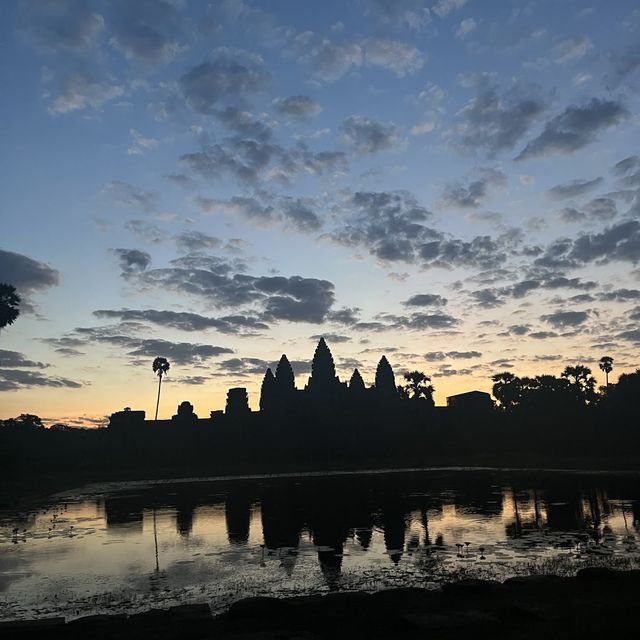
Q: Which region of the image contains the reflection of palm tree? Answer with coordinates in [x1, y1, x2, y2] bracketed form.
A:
[0, 283, 20, 333]
[598, 356, 614, 388]
[152, 357, 170, 420]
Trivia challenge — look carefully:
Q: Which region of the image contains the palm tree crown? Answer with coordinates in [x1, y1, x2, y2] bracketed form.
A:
[598, 356, 614, 387]
[152, 357, 170, 420]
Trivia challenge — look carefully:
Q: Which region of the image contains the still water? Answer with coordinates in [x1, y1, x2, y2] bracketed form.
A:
[1, 469, 640, 620]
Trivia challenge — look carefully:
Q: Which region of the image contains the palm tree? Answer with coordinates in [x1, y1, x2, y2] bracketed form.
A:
[152, 357, 170, 420]
[561, 365, 597, 405]
[0, 283, 20, 332]
[402, 370, 435, 403]
[598, 356, 614, 388]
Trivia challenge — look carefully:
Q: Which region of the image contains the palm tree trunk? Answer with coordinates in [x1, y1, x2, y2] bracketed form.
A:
[154, 374, 162, 421]
[605, 371, 609, 387]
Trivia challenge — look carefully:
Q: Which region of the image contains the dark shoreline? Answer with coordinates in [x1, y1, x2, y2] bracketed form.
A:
[2, 567, 639, 638]
[4, 453, 640, 509]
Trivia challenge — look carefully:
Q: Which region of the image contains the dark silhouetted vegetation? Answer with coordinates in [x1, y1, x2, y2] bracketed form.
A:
[0, 283, 20, 331]
[152, 356, 170, 420]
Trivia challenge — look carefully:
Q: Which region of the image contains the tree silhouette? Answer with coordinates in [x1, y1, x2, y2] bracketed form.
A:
[598, 356, 614, 387]
[561, 365, 597, 405]
[402, 370, 435, 403]
[152, 357, 170, 420]
[0, 283, 20, 332]
[491, 372, 522, 410]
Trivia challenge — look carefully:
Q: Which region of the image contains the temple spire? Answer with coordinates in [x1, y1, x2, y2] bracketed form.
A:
[349, 368, 365, 393]
[375, 356, 396, 397]
[275, 354, 295, 389]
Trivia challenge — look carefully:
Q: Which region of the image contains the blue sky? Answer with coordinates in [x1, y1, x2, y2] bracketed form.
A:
[1, 0, 639, 425]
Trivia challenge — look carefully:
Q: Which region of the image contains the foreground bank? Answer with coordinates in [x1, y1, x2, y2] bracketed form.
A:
[2, 567, 638, 639]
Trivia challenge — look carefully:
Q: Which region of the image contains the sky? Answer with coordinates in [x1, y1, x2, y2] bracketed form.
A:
[1, 0, 640, 426]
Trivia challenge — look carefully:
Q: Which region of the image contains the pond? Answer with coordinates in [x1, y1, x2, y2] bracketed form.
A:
[1, 468, 640, 621]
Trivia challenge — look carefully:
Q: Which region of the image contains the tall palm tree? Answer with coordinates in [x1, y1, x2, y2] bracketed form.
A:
[0, 283, 20, 332]
[152, 357, 170, 420]
[402, 370, 435, 403]
[598, 356, 614, 387]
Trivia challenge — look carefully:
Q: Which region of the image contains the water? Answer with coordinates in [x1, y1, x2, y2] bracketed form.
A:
[1, 468, 640, 621]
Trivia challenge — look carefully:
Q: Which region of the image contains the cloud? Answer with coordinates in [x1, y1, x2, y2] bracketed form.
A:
[181, 139, 346, 186]
[364, 38, 424, 76]
[127, 129, 159, 156]
[471, 272, 597, 308]
[424, 350, 480, 361]
[433, 0, 467, 18]
[125, 220, 167, 244]
[180, 48, 270, 114]
[17, 0, 104, 51]
[0, 350, 47, 368]
[516, 98, 628, 161]
[328, 190, 522, 270]
[410, 120, 435, 135]
[256, 276, 335, 323]
[273, 95, 322, 119]
[0, 369, 82, 391]
[618, 329, 640, 343]
[124, 339, 233, 366]
[292, 32, 363, 82]
[214, 107, 275, 140]
[93, 308, 269, 335]
[362, 0, 432, 29]
[71, 325, 235, 366]
[105, 180, 158, 212]
[194, 193, 324, 233]
[44, 66, 124, 115]
[328, 190, 435, 262]
[216, 357, 270, 376]
[0, 249, 60, 297]
[536, 220, 640, 267]
[110, 248, 151, 274]
[541, 310, 590, 328]
[382, 312, 460, 330]
[310, 333, 351, 343]
[174, 231, 222, 253]
[341, 115, 405, 154]
[455, 18, 477, 39]
[547, 177, 603, 199]
[109, 0, 184, 64]
[597, 288, 640, 302]
[450, 82, 546, 156]
[549, 36, 592, 64]
[613, 155, 640, 176]
[403, 294, 448, 307]
[439, 167, 507, 209]
[137, 254, 337, 323]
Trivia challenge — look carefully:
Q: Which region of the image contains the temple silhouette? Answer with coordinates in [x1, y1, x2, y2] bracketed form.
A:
[109, 337, 492, 431]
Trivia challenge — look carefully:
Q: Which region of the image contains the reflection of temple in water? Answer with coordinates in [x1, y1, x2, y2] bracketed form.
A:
[225, 493, 251, 545]
[96, 474, 640, 590]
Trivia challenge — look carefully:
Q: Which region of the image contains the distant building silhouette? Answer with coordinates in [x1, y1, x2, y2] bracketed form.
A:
[446, 390, 493, 412]
[107, 337, 497, 433]
[172, 401, 198, 423]
[226, 388, 250, 417]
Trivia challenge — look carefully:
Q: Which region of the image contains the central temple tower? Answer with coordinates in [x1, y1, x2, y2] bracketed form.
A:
[306, 338, 342, 394]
